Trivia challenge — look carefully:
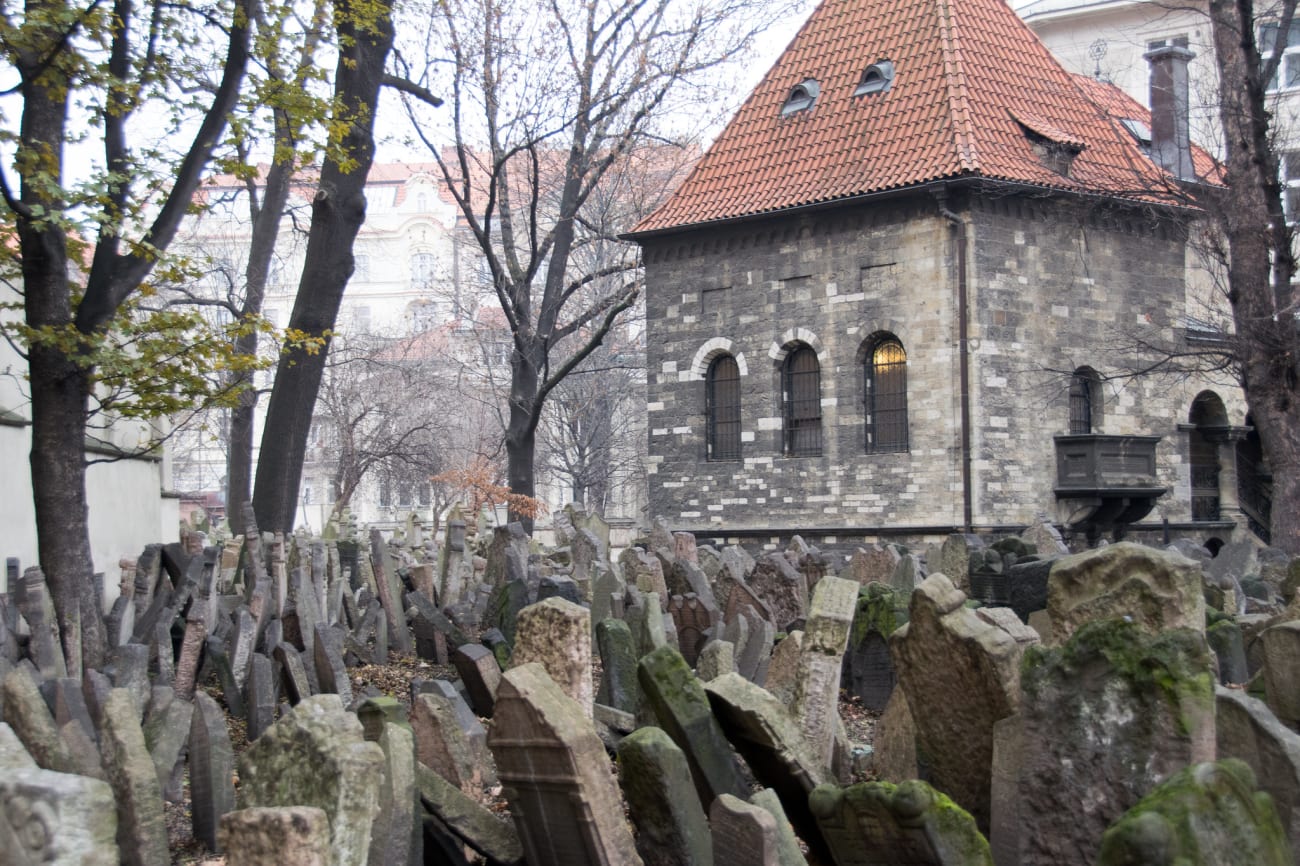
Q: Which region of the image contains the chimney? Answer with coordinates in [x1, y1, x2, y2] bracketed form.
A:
[1144, 44, 1197, 180]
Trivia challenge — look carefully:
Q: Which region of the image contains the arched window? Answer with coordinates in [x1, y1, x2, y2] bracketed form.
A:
[1069, 367, 1102, 433]
[706, 355, 741, 461]
[782, 346, 822, 456]
[865, 337, 908, 452]
[854, 60, 895, 96]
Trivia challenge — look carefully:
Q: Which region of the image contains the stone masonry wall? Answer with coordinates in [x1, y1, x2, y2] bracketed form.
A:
[640, 188, 1245, 535]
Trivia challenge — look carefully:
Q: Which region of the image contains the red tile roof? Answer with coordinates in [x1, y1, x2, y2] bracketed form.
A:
[633, 0, 1204, 235]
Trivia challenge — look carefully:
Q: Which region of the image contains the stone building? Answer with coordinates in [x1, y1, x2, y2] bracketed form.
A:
[628, 0, 1255, 549]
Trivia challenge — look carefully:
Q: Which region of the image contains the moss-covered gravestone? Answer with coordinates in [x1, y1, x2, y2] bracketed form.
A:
[843, 583, 906, 712]
[617, 726, 713, 866]
[1011, 619, 1215, 866]
[1097, 760, 1292, 866]
[809, 779, 993, 865]
[639, 646, 747, 808]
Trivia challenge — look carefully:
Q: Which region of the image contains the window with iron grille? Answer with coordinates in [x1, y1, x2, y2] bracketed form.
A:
[1069, 367, 1101, 433]
[706, 355, 741, 461]
[782, 346, 822, 456]
[865, 338, 908, 452]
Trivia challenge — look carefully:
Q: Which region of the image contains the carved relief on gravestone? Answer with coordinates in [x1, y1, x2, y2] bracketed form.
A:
[668, 593, 716, 668]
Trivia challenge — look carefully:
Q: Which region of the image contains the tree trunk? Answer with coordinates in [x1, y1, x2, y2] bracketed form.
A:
[505, 340, 542, 532]
[252, 0, 395, 532]
[1208, 0, 1300, 553]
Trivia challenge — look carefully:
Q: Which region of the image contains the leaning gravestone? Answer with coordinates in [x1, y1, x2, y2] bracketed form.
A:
[489, 663, 643, 866]
[596, 618, 640, 715]
[846, 543, 901, 587]
[190, 691, 235, 852]
[1046, 542, 1205, 646]
[639, 645, 748, 807]
[1096, 760, 1292, 866]
[809, 779, 993, 865]
[792, 576, 858, 767]
[100, 689, 169, 866]
[238, 694, 385, 866]
[711, 794, 780, 866]
[889, 575, 1027, 831]
[705, 672, 831, 862]
[1011, 620, 1216, 866]
[1216, 686, 1300, 852]
[1260, 620, 1300, 726]
[411, 689, 488, 796]
[748, 553, 807, 631]
[617, 726, 714, 866]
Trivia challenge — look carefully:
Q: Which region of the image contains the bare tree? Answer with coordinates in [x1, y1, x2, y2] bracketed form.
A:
[1196, 0, 1300, 551]
[387, 0, 801, 531]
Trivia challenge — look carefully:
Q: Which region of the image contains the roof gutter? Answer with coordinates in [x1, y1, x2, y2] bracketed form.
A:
[933, 185, 974, 533]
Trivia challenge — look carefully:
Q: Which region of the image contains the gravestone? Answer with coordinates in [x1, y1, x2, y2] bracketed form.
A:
[245, 652, 276, 742]
[100, 689, 169, 866]
[1096, 760, 1291, 866]
[2, 667, 77, 774]
[1046, 543, 1205, 645]
[239, 694, 385, 866]
[1216, 686, 1300, 851]
[217, 806, 332, 866]
[846, 544, 902, 587]
[622, 548, 670, 609]
[617, 726, 714, 866]
[871, 688, 918, 783]
[889, 575, 1027, 831]
[704, 673, 831, 861]
[937, 535, 983, 595]
[369, 530, 413, 655]
[711, 794, 780, 866]
[142, 692, 192, 799]
[411, 688, 489, 795]
[749, 554, 807, 631]
[639, 645, 748, 807]
[1020, 517, 1068, 556]
[595, 618, 640, 714]
[489, 663, 643, 866]
[453, 643, 501, 717]
[844, 583, 903, 712]
[1012, 620, 1215, 866]
[1208, 617, 1250, 685]
[792, 576, 858, 767]
[366, 721, 420, 866]
[669, 593, 717, 667]
[0, 764, 117, 865]
[749, 787, 807, 866]
[190, 686, 236, 852]
[1261, 621, 1300, 725]
[764, 632, 804, 706]
[809, 779, 993, 865]
[735, 609, 776, 685]
[312, 624, 351, 707]
[415, 762, 524, 865]
[510, 597, 593, 717]
[591, 568, 626, 634]
[697, 639, 736, 682]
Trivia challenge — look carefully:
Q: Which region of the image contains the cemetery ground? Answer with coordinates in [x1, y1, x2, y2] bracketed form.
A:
[5, 506, 1300, 865]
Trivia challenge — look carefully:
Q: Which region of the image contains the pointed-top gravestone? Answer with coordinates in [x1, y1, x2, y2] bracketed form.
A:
[711, 794, 780, 866]
[489, 663, 643, 865]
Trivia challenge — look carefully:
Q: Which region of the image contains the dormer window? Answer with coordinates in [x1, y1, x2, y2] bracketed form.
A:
[1012, 110, 1086, 177]
[781, 79, 820, 116]
[854, 60, 895, 96]
[1120, 118, 1152, 149]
